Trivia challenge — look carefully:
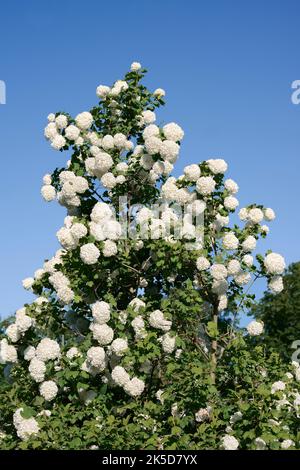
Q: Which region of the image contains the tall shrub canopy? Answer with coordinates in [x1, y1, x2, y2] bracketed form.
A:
[0, 63, 299, 450]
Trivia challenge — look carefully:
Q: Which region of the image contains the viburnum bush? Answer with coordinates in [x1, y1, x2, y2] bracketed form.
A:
[0, 62, 299, 450]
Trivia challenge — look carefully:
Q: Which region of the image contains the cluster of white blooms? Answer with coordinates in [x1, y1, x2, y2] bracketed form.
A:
[80, 243, 100, 265]
[36, 338, 60, 361]
[246, 320, 264, 336]
[111, 366, 145, 397]
[29, 357, 46, 382]
[90, 323, 114, 346]
[0, 339, 18, 364]
[91, 301, 111, 324]
[56, 218, 87, 251]
[222, 232, 239, 250]
[196, 256, 210, 271]
[5, 310, 33, 343]
[49, 271, 74, 304]
[13, 409, 40, 441]
[268, 275, 284, 293]
[129, 298, 146, 311]
[110, 338, 128, 356]
[160, 333, 176, 353]
[86, 346, 106, 371]
[45, 111, 93, 151]
[39, 380, 58, 401]
[57, 171, 89, 209]
[131, 315, 147, 340]
[149, 310, 172, 331]
[195, 407, 212, 423]
[264, 253, 286, 275]
[221, 434, 239, 450]
[271, 381, 286, 394]
[41, 173, 56, 202]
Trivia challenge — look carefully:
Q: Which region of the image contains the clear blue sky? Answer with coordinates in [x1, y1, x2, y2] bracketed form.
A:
[0, 0, 299, 319]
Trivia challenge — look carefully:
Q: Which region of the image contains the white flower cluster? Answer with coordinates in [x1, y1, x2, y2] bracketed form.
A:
[57, 171, 89, 209]
[221, 434, 239, 450]
[246, 320, 264, 336]
[5, 309, 33, 343]
[49, 271, 74, 304]
[0, 339, 18, 364]
[111, 365, 145, 397]
[44, 112, 93, 150]
[39, 380, 58, 401]
[149, 310, 172, 331]
[13, 409, 40, 441]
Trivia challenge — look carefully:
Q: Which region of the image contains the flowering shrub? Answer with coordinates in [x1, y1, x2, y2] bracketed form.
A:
[0, 62, 299, 450]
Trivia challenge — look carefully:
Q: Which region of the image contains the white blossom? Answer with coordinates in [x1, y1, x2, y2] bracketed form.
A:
[268, 276, 284, 294]
[206, 159, 228, 174]
[264, 253, 286, 275]
[39, 380, 58, 401]
[75, 112, 93, 130]
[90, 323, 114, 345]
[246, 320, 264, 337]
[221, 435, 239, 450]
[149, 310, 172, 331]
[80, 243, 100, 265]
[162, 123, 184, 142]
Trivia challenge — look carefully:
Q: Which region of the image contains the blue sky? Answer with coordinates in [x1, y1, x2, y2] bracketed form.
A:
[0, 0, 299, 319]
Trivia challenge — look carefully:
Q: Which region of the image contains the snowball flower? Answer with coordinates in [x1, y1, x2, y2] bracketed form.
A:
[41, 185, 56, 202]
[39, 380, 58, 401]
[184, 164, 201, 181]
[224, 196, 239, 211]
[124, 377, 145, 397]
[159, 140, 180, 162]
[91, 301, 111, 324]
[161, 333, 176, 354]
[129, 298, 146, 311]
[110, 338, 128, 356]
[239, 208, 248, 221]
[264, 208, 276, 221]
[14, 414, 40, 441]
[103, 240, 118, 257]
[281, 439, 294, 449]
[131, 61, 141, 71]
[65, 125, 80, 141]
[6, 324, 20, 343]
[162, 123, 184, 142]
[242, 236, 257, 252]
[234, 271, 251, 286]
[221, 435, 239, 450]
[111, 366, 130, 386]
[153, 88, 166, 98]
[90, 323, 114, 345]
[196, 256, 210, 271]
[96, 85, 111, 99]
[36, 338, 60, 361]
[246, 320, 264, 336]
[80, 243, 100, 265]
[0, 339, 18, 364]
[29, 358, 46, 382]
[224, 179, 239, 194]
[149, 310, 172, 332]
[264, 253, 286, 275]
[271, 381, 286, 394]
[248, 208, 264, 224]
[66, 347, 80, 359]
[268, 276, 284, 294]
[51, 135, 66, 150]
[206, 159, 228, 174]
[196, 176, 216, 196]
[24, 346, 36, 361]
[87, 346, 106, 369]
[141, 110, 156, 125]
[222, 232, 239, 250]
[195, 407, 211, 423]
[22, 277, 34, 290]
[210, 264, 227, 280]
[75, 111, 93, 130]
[242, 255, 253, 267]
[101, 172, 117, 189]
